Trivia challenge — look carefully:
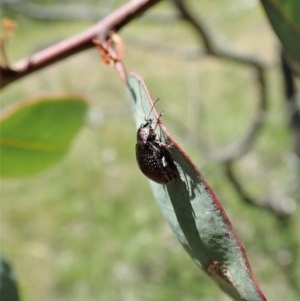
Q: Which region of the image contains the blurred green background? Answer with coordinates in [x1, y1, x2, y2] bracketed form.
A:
[1, 0, 299, 301]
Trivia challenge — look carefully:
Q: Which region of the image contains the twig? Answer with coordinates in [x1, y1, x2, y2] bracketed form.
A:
[171, 0, 268, 163]
[172, 0, 214, 52]
[1, 0, 112, 21]
[0, 0, 162, 89]
[224, 161, 293, 218]
[170, 0, 298, 220]
[214, 67, 267, 163]
[2, 0, 177, 24]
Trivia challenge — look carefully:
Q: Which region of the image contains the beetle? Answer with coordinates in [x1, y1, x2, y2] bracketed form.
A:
[135, 113, 180, 184]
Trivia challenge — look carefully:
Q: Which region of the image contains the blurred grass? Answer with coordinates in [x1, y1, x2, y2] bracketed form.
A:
[1, 1, 300, 301]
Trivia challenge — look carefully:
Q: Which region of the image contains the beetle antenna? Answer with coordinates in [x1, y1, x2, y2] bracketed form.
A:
[153, 111, 163, 132]
[146, 98, 160, 122]
[138, 80, 160, 127]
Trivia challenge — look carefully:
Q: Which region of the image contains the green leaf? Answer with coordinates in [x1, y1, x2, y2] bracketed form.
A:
[260, 0, 300, 73]
[0, 95, 89, 177]
[126, 73, 266, 301]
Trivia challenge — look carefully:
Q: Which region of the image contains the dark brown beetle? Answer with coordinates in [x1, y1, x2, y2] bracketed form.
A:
[135, 114, 180, 184]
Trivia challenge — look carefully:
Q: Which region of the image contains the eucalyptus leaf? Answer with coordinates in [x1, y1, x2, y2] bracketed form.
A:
[260, 0, 300, 73]
[126, 73, 267, 301]
[0, 253, 19, 301]
[0, 95, 89, 177]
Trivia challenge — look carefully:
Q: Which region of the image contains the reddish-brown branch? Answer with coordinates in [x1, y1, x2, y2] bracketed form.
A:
[0, 0, 162, 89]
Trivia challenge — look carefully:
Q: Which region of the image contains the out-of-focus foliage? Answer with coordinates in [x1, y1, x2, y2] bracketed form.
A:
[0, 96, 89, 177]
[260, 0, 300, 73]
[0, 253, 20, 301]
[1, 1, 299, 301]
